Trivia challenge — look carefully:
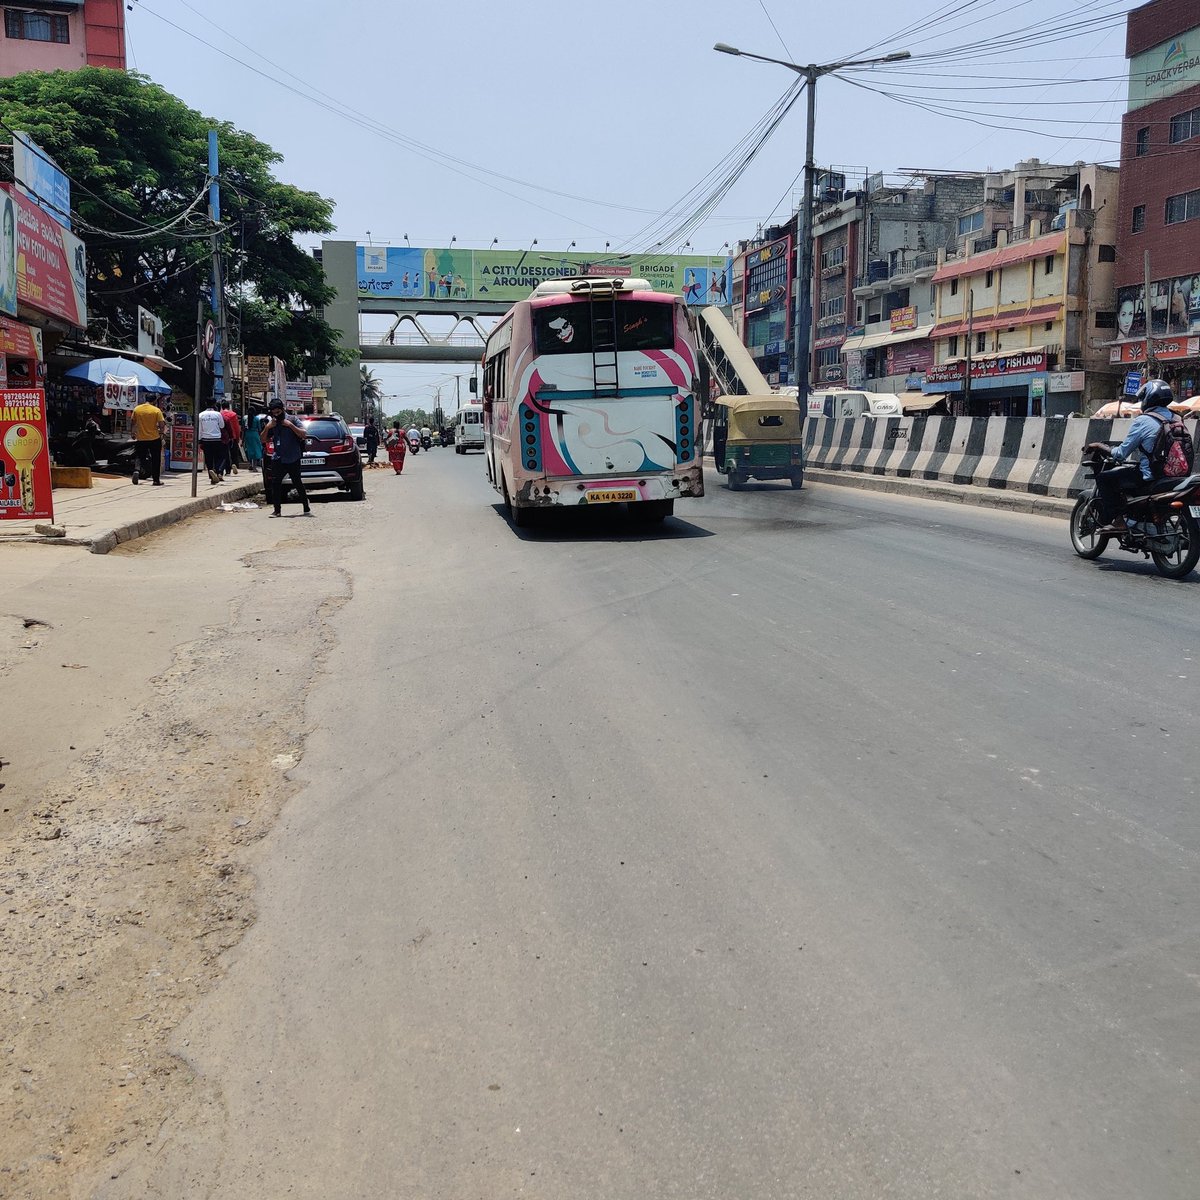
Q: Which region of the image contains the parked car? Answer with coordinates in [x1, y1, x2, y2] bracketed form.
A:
[262, 413, 364, 501]
[347, 422, 367, 458]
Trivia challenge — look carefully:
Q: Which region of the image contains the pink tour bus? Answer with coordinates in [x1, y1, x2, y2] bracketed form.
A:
[481, 276, 703, 526]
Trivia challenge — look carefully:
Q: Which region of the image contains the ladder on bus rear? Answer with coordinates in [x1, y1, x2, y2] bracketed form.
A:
[590, 295, 619, 397]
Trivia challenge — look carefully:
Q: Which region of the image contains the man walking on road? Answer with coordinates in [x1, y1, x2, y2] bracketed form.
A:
[130, 396, 166, 486]
[198, 400, 227, 485]
[265, 399, 313, 517]
[364, 417, 380, 466]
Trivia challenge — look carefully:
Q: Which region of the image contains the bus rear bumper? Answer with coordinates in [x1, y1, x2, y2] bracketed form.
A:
[517, 468, 703, 507]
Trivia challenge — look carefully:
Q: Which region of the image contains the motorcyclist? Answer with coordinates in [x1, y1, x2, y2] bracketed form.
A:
[1088, 380, 1179, 533]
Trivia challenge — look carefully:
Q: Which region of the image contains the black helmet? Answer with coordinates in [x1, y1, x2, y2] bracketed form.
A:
[1136, 379, 1174, 411]
[268, 398, 284, 411]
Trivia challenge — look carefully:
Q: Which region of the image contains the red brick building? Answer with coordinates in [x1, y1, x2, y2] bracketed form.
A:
[1114, 0, 1200, 394]
[0, 0, 126, 76]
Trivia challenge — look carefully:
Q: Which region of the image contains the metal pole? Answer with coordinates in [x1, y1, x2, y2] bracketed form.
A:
[963, 289, 974, 416]
[191, 298, 203, 498]
[793, 69, 816, 405]
[1143, 249, 1157, 381]
[208, 131, 226, 403]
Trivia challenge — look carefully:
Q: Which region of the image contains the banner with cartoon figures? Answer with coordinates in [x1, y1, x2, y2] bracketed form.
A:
[357, 246, 734, 307]
[0, 387, 52, 521]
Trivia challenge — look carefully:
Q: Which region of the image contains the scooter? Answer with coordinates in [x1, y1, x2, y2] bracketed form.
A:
[1070, 448, 1200, 579]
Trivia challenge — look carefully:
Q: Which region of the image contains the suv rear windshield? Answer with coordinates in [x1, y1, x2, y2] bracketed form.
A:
[534, 301, 675, 355]
[300, 419, 346, 440]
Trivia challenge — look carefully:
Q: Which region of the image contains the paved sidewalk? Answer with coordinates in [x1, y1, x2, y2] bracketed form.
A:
[0, 467, 265, 554]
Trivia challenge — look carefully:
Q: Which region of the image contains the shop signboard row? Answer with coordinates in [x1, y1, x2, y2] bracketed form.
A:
[0, 387, 52, 522]
[0, 185, 86, 327]
[1108, 335, 1200, 366]
[925, 349, 1048, 385]
[357, 245, 734, 307]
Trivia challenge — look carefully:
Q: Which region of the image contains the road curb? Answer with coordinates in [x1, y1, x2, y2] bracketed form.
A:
[86, 480, 266, 554]
[804, 467, 1074, 520]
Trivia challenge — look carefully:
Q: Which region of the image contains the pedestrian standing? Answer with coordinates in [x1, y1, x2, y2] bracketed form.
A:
[365, 417, 380, 466]
[243, 412, 263, 470]
[265, 399, 313, 517]
[198, 399, 226, 485]
[130, 396, 166, 486]
[386, 421, 407, 474]
[220, 402, 242, 476]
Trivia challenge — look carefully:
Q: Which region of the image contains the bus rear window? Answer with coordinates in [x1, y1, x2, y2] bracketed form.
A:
[534, 301, 675, 355]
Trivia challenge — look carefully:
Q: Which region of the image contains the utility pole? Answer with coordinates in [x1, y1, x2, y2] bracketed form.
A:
[714, 43, 911, 409]
[208, 131, 226, 406]
[191, 298, 203, 498]
[963, 289, 974, 417]
[1143, 250, 1157, 381]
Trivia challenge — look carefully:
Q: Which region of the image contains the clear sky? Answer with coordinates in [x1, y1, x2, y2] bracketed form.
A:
[127, 0, 1138, 412]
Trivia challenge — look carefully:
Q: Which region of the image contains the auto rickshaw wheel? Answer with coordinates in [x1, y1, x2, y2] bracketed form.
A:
[790, 470, 804, 489]
[727, 466, 744, 490]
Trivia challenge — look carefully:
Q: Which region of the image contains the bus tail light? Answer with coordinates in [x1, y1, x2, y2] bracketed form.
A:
[675, 396, 694, 462]
[520, 404, 542, 473]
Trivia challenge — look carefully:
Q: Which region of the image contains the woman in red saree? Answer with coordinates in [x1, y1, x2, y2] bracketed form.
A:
[386, 421, 408, 474]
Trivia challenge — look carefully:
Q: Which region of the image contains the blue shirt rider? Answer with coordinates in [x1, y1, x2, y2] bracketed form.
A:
[1090, 379, 1178, 528]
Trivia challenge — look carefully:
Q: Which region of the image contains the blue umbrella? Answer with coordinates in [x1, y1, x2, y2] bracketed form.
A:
[63, 356, 174, 396]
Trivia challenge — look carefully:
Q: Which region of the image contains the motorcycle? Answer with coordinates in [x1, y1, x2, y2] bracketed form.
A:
[1070, 447, 1200, 579]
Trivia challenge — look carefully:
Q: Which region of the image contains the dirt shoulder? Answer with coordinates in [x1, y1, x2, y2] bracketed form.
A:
[0, 509, 352, 1199]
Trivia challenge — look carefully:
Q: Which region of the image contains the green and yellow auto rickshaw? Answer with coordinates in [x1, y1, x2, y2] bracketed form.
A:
[712, 394, 805, 490]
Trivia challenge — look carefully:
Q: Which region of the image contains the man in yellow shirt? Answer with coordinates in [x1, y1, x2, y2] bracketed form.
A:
[130, 397, 167, 486]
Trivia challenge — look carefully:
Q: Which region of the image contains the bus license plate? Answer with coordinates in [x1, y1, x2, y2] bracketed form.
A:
[301, 455, 325, 466]
[586, 489, 638, 504]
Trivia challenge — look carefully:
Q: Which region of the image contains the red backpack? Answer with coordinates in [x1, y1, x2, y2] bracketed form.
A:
[1147, 411, 1194, 479]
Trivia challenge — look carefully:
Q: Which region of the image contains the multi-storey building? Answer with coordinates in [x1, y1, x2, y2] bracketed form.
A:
[0, 0, 125, 76]
[1113, 0, 1200, 397]
[730, 217, 797, 389]
[925, 161, 1121, 416]
[843, 172, 987, 395]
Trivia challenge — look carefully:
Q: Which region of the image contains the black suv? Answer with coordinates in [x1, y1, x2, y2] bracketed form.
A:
[262, 414, 365, 501]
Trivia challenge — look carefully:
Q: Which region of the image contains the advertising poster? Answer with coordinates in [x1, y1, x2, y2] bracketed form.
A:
[1115, 275, 1200, 340]
[0, 387, 52, 521]
[169, 418, 194, 472]
[0, 191, 16, 318]
[4, 185, 86, 328]
[357, 245, 733, 306]
[13, 132, 71, 230]
[102, 374, 140, 411]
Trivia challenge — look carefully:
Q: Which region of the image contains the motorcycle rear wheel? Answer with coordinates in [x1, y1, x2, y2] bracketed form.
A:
[1070, 494, 1108, 559]
[1150, 511, 1200, 579]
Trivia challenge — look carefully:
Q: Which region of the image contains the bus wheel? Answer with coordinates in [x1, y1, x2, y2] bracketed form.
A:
[635, 499, 673, 523]
[503, 478, 528, 528]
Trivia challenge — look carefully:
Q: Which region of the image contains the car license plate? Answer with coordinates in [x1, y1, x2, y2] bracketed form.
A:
[586, 489, 638, 504]
[301, 455, 325, 466]
[1190, 505, 1200, 519]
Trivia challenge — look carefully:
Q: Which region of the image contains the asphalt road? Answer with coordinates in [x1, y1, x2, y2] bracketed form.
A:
[108, 452, 1200, 1199]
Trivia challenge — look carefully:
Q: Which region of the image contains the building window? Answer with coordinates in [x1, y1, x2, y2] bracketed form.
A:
[985, 270, 994, 288]
[1094, 310, 1116, 329]
[1135, 126, 1150, 156]
[948, 336, 959, 356]
[975, 332, 986, 353]
[1045, 321, 1053, 331]
[3, 9, 69, 41]
[1044, 255, 1054, 275]
[820, 244, 846, 271]
[1165, 189, 1200, 225]
[1097, 244, 1116, 263]
[950, 278, 959, 296]
[957, 210, 984, 236]
[1132, 204, 1146, 233]
[1169, 107, 1200, 144]
[819, 295, 845, 319]
[816, 347, 841, 368]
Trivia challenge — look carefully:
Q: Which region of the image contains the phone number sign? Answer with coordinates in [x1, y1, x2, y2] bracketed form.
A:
[0, 387, 53, 521]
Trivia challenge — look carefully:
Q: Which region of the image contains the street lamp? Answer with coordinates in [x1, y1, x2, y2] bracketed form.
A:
[714, 42, 910, 404]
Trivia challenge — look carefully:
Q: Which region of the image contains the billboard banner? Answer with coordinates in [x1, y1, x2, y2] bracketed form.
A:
[926, 349, 1047, 385]
[0, 387, 52, 521]
[1115, 276, 1200, 340]
[3, 186, 86, 327]
[13, 132, 71, 230]
[0, 316, 41, 360]
[0, 192, 16, 318]
[137, 306, 165, 359]
[357, 246, 733, 306]
[1128, 31, 1200, 111]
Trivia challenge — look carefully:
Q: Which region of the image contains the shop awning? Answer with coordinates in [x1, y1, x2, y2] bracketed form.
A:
[932, 231, 1067, 283]
[842, 324, 935, 352]
[932, 303, 1061, 340]
[900, 392, 947, 412]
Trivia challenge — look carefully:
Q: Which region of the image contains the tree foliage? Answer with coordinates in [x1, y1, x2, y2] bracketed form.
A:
[0, 68, 351, 376]
[360, 366, 382, 406]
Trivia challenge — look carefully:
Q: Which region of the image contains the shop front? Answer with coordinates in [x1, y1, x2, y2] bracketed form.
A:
[1108, 335, 1200, 402]
[924, 348, 1056, 416]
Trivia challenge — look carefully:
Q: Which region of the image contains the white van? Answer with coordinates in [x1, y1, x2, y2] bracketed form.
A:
[806, 389, 902, 420]
[454, 404, 485, 453]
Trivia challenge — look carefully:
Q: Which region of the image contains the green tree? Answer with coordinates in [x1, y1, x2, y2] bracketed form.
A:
[360, 366, 383, 409]
[0, 68, 351, 377]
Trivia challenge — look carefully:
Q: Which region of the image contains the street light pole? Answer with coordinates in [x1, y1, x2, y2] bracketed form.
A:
[714, 43, 910, 405]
